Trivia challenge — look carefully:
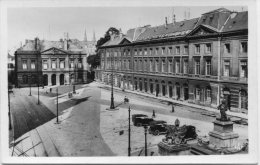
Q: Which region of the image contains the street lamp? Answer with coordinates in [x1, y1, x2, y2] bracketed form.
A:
[106, 53, 118, 111]
[56, 87, 59, 124]
[37, 51, 40, 105]
[73, 60, 76, 94]
[29, 73, 32, 96]
[144, 124, 148, 156]
[128, 106, 131, 156]
[8, 88, 12, 130]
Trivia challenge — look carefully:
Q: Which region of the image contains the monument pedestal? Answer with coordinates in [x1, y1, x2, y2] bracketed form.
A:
[208, 120, 239, 148]
[158, 142, 190, 156]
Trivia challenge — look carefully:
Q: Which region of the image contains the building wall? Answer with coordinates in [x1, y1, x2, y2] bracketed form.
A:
[15, 51, 88, 87]
[96, 33, 248, 113]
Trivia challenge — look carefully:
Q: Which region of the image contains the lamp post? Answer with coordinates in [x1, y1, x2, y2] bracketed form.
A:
[29, 73, 31, 96]
[37, 51, 40, 105]
[106, 53, 118, 111]
[56, 87, 59, 123]
[144, 125, 148, 156]
[73, 61, 76, 94]
[128, 106, 131, 156]
[8, 88, 12, 130]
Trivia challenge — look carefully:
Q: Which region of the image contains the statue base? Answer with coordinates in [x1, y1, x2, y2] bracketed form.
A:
[208, 120, 239, 148]
[158, 142, 190, 156]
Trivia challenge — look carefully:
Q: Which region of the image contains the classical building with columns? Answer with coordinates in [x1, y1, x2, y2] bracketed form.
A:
[15, 32, 97, 87]
[95, 8, 248, 113]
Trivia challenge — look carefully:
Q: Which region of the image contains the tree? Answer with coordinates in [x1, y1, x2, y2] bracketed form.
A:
[96, 27, 119, 49]
[87, 54, 100, 69]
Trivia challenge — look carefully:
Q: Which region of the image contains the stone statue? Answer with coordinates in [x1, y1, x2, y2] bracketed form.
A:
[217, 100, 230, 121]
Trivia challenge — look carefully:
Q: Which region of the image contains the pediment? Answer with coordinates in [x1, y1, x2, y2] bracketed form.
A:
[186, 25, 218, 37]
[41, 47, 68, 55]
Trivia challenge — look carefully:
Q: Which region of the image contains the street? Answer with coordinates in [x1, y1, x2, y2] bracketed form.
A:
[9, 82, 248, 156]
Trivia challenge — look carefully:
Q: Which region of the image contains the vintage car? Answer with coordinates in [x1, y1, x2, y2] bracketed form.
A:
[132, 114, 148, 123]
[133, 116, 154, 127]
[148, 120, 168, 135]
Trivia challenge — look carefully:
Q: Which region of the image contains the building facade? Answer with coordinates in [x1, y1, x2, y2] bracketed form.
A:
[96, 8, 248, 113]
[15, 32, 97, 87]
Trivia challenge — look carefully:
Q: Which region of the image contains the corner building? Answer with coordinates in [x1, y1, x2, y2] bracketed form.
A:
[15, 32, 97, 87]
[96, 8, 248, 113]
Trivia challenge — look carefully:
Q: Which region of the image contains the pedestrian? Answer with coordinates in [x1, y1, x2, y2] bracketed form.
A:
[171, 104, 175, 113]
[152, 110, 156, 118]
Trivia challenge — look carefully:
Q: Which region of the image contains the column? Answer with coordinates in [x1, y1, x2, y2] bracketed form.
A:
[166, 82, 170, 98]
[56, 73, 60, 85]
[153, 83, 156, 95]
[48, 74, 52, 86]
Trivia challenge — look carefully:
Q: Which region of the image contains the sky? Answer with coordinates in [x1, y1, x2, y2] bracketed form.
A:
[7, 6, 247, 55]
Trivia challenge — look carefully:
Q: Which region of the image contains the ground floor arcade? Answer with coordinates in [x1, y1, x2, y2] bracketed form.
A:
[16, 70, 87, 87]
[96, 71, 248, 113]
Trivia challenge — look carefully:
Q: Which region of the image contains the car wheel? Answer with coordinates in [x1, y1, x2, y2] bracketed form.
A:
[154, 130, 160, 136]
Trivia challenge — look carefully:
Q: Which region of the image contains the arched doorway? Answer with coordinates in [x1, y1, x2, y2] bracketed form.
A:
[155, 80, 159, 97]
[162, 81, 166, 96]
[43, 74, 48, 86]
[176, 82, 180, 100]
[51, 74, 56, 85]
[149, 79, 153, 94]
[240, 90, 247, 110]
[60, 74, 65, 85]
[168, 81, 173, 98]
[139, 78, 143, 91]
[183, 83, 189, 100]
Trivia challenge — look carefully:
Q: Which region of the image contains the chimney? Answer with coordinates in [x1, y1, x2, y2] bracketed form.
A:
[165, 17, 168, 27]
[35, 37, 40, 50]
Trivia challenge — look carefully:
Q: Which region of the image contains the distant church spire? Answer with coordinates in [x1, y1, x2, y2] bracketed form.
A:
[92, 30, 96, 42]
[84, 28, 88, 41]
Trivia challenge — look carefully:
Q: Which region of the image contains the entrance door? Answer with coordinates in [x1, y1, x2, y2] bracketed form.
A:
[150, 84, 153, 94]
[60, 74, 64, 85]
[43, 74, 48, 86]
[169, 86, 173, 98]
[176, 86, 180, 100]
[51, 74, 56, 85]
[162, 85, 166, 96]
[156, 84, 159, 97]
[240, 90, 247, 109]
[184, 87, 189, 100]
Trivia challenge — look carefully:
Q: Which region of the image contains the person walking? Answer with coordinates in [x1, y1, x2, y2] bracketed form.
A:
[171, 104, 175, 113]
[152, 110, 156, 118]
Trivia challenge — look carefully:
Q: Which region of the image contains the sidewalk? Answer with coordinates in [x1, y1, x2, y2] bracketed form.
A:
[97, 82, 247, 120]
[10, 85, 114, 157]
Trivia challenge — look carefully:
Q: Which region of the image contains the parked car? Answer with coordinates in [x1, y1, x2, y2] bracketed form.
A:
[133, 116, 154, 127]
[132, 114, 148, 123]
[148, 121, 168, 135]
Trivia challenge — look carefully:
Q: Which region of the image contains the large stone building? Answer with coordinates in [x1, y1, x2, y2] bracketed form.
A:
[96, 8, 248, 113]
[15, 32, 96, 87]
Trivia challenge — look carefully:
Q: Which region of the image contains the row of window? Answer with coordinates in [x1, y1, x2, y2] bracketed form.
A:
[103, 41, 248, 58]
[22, 59, 83, 70]
[103, 59, 248, 78]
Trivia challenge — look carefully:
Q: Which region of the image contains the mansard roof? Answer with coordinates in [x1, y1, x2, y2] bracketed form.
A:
[222, 11, 248, 32]
[135, 18, 199, 42]
[17, 38, 96, 54]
